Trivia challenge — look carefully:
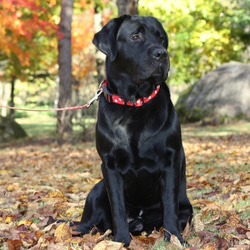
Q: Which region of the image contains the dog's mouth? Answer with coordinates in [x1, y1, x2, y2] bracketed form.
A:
[135, 62, 169, 85]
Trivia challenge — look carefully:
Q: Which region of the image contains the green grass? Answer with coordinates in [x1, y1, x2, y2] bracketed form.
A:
[16, 117, 96, 137]
[15, 117, 250, 139]
[182, 121, 250, 138]
[16, 117, 56, 136]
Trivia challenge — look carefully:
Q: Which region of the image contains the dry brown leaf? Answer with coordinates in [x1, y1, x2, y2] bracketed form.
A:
[246, 232, 250, 239]
[17, 219, 33, 227]
[93, 240, 125, 250]
[226, 212, 241, 227]
[201, 243, 217, 250]
[82, 232, 101, 243]
[0, 223, 11, 234]
[170, 234, 183, 249]
[47, 243, 66, 250]
[204, 215, 220, 225]
[97, 229, 112, 243]
[42, 221, 57, 233]
[187, 236, 201, 246]
[29, 235, 49, 250]
[193, 214, 205, 232]
[21, 232, 36, 248]
[129, 235, 150, 249]
[241, 185, 250, 193]
[7, 239, 23, 250]
[228, 245, 250, 250]
[182, 220, 191, 240]
[54, 222, 71, 243]
[238, 239, 250, 245]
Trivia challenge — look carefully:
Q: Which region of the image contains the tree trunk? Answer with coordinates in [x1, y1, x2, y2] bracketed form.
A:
[10, 76, 15, 119]
[57, 0, 73, 134]
[117, 0, 138, 16]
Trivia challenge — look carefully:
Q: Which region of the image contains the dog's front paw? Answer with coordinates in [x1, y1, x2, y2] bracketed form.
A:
[114, 233, 132, 247]
[74, 223, 90, 234]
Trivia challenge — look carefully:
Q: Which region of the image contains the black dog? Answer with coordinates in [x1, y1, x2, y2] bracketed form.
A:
[76, 15, 193, 246]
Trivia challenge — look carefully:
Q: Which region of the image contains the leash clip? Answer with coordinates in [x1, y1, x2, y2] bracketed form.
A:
[87, 84, 103, 108]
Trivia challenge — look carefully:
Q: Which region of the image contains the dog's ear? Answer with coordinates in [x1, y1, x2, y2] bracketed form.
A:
[93, 15, 129, 61]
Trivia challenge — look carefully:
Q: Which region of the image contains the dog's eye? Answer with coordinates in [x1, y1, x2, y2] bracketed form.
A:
[131, 33, 141, 41]
[160, 36, 165, 45]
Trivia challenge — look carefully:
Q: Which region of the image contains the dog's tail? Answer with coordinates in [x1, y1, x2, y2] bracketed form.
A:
[129, 218, 144, 235]
[128, 209, 144, 235]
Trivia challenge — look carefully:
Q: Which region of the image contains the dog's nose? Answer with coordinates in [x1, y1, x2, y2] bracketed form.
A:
[152, 48, 168, 60]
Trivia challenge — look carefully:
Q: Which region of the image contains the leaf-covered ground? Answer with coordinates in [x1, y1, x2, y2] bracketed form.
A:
[0, 122, 249, 249]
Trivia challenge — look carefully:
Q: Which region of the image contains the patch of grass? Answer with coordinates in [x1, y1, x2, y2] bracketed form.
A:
[15, 115, 250, 140]
[182, 121, 250, 138]
[15, 117, 96, 137]
[151, 240, 180, 250]
[235, 199, 250, 217]
[16, 117, 56, 136]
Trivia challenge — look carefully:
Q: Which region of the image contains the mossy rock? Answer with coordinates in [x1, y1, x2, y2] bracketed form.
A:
[0, 116, 27, 142]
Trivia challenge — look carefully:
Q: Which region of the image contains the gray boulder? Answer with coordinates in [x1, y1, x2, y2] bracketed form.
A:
[176, 62, 250, 123]
[0, 116, 27, 142]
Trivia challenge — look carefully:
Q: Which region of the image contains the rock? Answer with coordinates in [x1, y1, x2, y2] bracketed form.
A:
[0, 116, 27, 142]
[176, 62, 250, 123]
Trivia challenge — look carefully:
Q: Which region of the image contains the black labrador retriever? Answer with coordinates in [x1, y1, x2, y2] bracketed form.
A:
[76, 15, 193, 246]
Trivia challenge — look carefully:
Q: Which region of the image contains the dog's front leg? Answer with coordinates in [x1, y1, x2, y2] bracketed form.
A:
[101, 164, 131, 246]
[160, 168, 184, 243]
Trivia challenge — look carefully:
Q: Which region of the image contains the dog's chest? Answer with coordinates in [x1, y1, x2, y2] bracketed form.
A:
[111, 120, 169, 172]
[113, 118, 151, 154]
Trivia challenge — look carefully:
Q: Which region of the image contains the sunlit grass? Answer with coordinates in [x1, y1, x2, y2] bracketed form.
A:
[182, 121, 250, 138]
[16, 117, 96, 137]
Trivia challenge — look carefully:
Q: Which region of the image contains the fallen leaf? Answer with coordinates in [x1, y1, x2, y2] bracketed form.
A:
[54, 222, 71, 243]
[0, 223, 11, 234]
[170, 234, 183, 249]
[93, 240, 125, 250]
[182, 220, 191, 240]
[238, 239, 250, 245]
[246, 232, 250, 239]
[96, 229, 112, 243]
[193, 214, 204, 232]
[7, 239, 23, 250]
[17, 219, 33, 227]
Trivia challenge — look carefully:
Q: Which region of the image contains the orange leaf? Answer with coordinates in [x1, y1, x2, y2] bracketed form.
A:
[93, 240, 125, 250]
[7, 239, 23, 250]
[54, 222, 72, 243]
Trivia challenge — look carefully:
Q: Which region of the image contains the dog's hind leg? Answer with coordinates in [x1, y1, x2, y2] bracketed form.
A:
[75, 180, 113, 234]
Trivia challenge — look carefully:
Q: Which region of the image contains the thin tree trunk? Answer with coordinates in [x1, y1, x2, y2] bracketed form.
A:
[57, 0, 73, 135]
[10, 76, 15, 119]
[117, 0, 138, 16]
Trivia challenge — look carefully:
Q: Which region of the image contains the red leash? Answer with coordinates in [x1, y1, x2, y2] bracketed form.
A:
[0, 82, 104, 112]
[0, 80, 161, 112]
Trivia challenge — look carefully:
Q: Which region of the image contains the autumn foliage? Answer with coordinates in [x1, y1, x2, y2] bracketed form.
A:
[0, 0, 58, 76]
[72, 8, 95, 80]
[0, 0, 97, 82]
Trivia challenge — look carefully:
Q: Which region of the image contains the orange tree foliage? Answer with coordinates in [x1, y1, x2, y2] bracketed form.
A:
[0, 0, 97, 83]
[72, 4, 95, 81]
[71, 0, 115, 82]
[0, 0, 58, 80]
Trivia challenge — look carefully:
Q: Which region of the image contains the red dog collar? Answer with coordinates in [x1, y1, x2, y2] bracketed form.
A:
[101, 80, 160, 107]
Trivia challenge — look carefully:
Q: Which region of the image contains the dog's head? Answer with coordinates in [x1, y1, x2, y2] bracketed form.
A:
[93, 15, 170, 101]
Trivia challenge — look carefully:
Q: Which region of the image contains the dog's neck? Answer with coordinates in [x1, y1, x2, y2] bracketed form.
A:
[102, 79, 160, 107]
